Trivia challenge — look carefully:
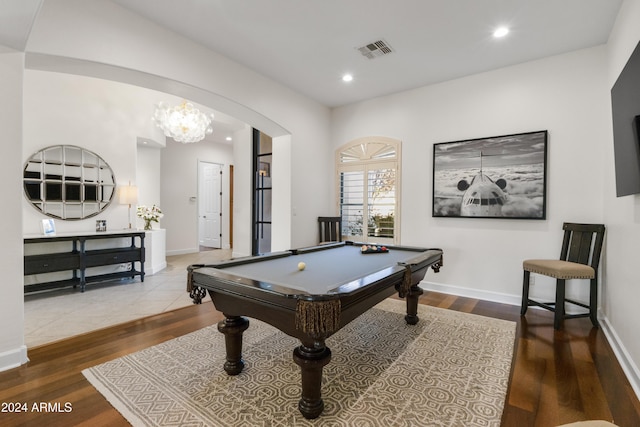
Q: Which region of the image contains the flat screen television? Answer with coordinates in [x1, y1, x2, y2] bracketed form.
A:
[611, 40, 640, 197]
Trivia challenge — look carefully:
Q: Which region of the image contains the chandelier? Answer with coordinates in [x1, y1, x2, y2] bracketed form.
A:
[152, 100, 214, 143]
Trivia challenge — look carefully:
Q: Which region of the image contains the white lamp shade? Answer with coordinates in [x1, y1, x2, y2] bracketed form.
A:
[119, 185, 138, 205]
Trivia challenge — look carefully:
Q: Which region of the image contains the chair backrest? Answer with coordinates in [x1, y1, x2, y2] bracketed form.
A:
[560, 222, 606, 271]
[318, 217, 342, 243]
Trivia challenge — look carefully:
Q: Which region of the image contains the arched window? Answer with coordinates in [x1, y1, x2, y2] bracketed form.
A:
[336, 136, 401, 244]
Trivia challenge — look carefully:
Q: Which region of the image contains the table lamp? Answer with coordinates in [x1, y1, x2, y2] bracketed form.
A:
[119, 183, 138, 229]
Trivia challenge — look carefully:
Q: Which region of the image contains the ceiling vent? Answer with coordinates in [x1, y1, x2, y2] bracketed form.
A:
[358, 39, 393, 59]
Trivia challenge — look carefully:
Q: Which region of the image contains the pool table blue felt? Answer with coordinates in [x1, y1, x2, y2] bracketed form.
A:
[199, 244, 430, 295]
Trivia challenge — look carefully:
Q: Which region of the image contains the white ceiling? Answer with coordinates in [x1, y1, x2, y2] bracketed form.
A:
[0, 0, 625, 142]
[110, 0, 624, 108]
[0, 0, 41, 53]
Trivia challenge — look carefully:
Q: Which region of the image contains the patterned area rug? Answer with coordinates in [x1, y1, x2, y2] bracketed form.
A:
[83, 299, 515, 426]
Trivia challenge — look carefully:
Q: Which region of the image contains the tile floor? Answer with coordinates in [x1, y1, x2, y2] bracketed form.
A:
[24, 249, 232, 348]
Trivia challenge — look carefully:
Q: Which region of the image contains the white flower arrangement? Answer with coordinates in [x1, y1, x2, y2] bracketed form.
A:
[136, 205, 163, 230]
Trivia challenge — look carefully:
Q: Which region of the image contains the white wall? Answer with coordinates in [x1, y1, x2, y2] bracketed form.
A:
[0, 51, 28, 370]
[136, 144, 162, 229]
[272, 135, 293, 252]
[22, 70, 166, 234]
[231, 126, 253, 257]
[160, 138, 235, 255]
[332, 46, 608, 303]
[602, 0, 640, 398]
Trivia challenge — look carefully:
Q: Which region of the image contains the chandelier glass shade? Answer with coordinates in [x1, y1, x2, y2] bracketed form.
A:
[152, 100, 214, 143]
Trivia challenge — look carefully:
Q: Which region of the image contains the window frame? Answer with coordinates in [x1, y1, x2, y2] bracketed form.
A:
[336, 136, 401, 245]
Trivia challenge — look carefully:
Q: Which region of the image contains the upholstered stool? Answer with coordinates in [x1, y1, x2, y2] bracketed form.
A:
[523, 260, 595, 281]
[521, 223, 605, 330]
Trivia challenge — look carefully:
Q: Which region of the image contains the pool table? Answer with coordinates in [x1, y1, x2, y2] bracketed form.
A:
[187, 241, 443, 419]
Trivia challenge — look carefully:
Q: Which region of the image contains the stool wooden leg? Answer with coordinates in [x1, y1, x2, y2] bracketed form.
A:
[521, 270, 531, 316]
[590, 278, 599, 328]
[554, 279, 566, 330]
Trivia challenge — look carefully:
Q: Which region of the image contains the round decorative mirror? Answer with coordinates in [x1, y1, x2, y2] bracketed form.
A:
[23, 145, 116, 220]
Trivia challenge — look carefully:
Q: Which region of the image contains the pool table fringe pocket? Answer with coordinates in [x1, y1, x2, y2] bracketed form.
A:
[186, 267, 207, 304]
[186, 264, 208, 293]
[398, 265, 412, 298]
[189, 285, 206, 304]
[296, 299, 341, 335]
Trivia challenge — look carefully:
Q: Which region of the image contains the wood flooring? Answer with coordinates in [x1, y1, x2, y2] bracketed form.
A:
[1, 292, 639, 427]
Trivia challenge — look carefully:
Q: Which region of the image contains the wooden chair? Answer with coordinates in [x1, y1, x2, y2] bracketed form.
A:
[521, 222, 606, 330]
[318, 217, 342, 244]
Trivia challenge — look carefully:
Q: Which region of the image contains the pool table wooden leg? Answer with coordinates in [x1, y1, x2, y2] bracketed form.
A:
[217, 315, 249, 375]
[405, 285, 424, 325]
[292, 341, 332, 419]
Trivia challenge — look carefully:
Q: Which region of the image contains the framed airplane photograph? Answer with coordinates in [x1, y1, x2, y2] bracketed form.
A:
[432, 130, 548, 219]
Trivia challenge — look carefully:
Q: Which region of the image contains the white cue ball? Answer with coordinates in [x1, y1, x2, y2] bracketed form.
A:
[298, 261, 306, 271]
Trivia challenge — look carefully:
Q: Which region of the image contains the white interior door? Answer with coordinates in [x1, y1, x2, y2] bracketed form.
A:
[198, 161, 222, 248]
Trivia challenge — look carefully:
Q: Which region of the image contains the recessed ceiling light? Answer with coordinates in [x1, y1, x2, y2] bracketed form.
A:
[342, 74, 353, 82]
[493, 27, 509, 38]
[226, 136, 232, 141]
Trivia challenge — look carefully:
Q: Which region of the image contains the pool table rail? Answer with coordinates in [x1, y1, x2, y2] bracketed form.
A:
[187, 241, 442, 301]
[186, 243, 443, 338]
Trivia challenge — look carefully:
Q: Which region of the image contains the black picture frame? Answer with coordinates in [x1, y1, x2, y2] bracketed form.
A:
[96, 219, 107, 232]
[432, 130, 548, 219]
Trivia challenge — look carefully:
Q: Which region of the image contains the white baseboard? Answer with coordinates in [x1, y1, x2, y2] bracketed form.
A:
[0, 345, 29, 373]
[167, 247, 230, 257]
[146, 261, 167, 275]
[232, 250, 251, 258]
[420, 279, 640, 402]
[420, 280, 522, 306]
[166, 248, 198, 256]
[598, 314, 640, 401]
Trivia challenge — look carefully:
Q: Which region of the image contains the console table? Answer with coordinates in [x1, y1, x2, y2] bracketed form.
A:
[24, 231, 145, 293]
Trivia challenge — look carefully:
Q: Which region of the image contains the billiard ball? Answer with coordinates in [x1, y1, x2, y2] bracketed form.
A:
[298, 262, 306, 271]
